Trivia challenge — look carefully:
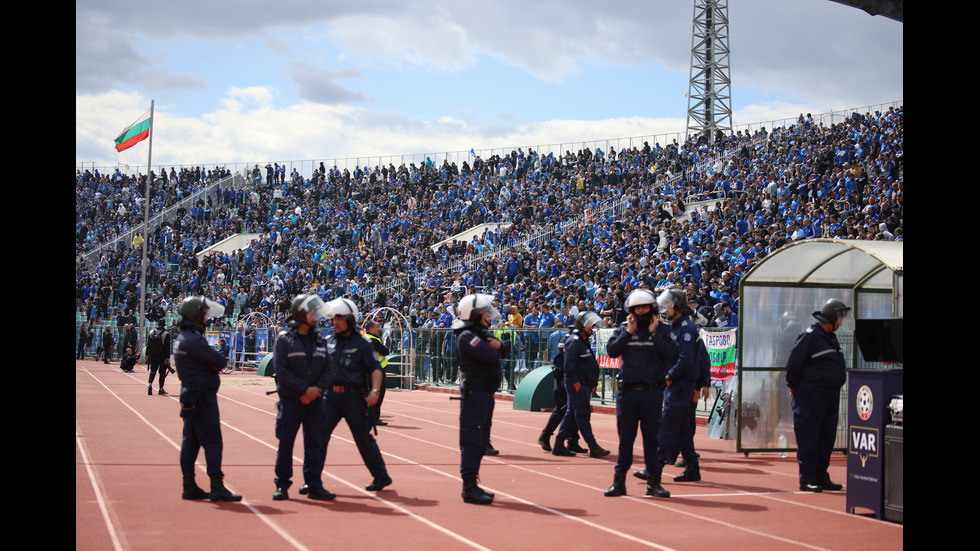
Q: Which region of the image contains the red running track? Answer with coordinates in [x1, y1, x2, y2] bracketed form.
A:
[76, 360, 902, 551]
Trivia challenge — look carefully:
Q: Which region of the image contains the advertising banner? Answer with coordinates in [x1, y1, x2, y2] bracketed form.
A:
[702, 328, 736, 381]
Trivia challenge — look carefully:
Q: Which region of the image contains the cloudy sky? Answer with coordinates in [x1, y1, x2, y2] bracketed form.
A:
[76, 0, 902, 174]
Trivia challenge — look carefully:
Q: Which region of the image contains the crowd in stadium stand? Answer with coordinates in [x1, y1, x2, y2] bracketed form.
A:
[75, 106, 902, 349]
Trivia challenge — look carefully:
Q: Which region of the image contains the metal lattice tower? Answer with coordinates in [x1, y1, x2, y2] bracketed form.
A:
[685, 0, 733, 147]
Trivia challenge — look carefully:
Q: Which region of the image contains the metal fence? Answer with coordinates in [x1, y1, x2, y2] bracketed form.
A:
[377, 326, 720, 413]
[76, 321, 722, 418]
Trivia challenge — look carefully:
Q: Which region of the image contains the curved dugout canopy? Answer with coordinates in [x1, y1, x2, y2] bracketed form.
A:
[743, 238, 903, 292]
[734, 239, 903, 453]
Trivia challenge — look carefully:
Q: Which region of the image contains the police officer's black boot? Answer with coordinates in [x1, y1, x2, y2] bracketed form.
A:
[461, 476, 494, 505]
[632, 469, 649, 480]
[209, 475, 243, 502]
[604, 472, 627, 497]
[551, 438, 576, 457]
[646, 473, 671, 498]
[366, 474, 393, 491]
[586, 438, 611, 458]
[567, 438, 588, 454]
[537, 431, 552, 452]
[306, 486, 337, 500]
[484, 440, 499, 456]
[673, 462, 701, 482]
[182, 475, 209, 500]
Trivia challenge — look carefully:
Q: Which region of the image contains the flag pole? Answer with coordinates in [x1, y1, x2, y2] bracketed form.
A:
[138, 100, 155, 353]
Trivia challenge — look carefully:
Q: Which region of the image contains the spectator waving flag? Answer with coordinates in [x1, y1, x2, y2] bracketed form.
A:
[114, 109, 152, 152]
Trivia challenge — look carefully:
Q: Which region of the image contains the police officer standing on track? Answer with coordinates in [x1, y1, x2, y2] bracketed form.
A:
[536, 328, 586, 455]
[315, 298, 393, 495]
[147, 319, 173, 396]
[785, 298, 850, 493]
[553, 311, 611, 459]
[603, 289, 676, 498]
[653, 289, 703, 483]
[174, 296, 241, 502]
[101, 326, 115, 364]
[364, 320, 389, 426]
[272, 294, 333, 501]
[454, 293, 509, 505]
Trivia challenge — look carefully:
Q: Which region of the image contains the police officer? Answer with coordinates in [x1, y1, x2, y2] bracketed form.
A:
[785, 298, 849, 492]
[454, 293, 509, 505]
[101, 326, 115, 364]
[553, 311, 610, 459]
[174, 296, 241, 501]
[317, 298, 393, 494]
[604, 289, 677, 497]
[272, 294, 333, 501]
[537, 328, 586, 455]
[665, 300, 711, 470]
[147, 319, 173, 396]
[77, 324, 90, 360]
[654, 289, 703, 483]
[363, 320, 389, 426]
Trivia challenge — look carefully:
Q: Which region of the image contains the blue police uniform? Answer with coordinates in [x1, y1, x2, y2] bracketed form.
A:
[606, 320, 677, 480]
[555, 330, 602, 448]
[175, 325, 229, 479]
[656, 315, 701, 469]
[785, 322, 846, 489]
[147, 325, 172, 393]
[320, 329, 390, 484]
[538, 331, 579, 449]
[664, 330, 711, 467]
[456, 324, 510, 479]
[272, 327, 330, 494]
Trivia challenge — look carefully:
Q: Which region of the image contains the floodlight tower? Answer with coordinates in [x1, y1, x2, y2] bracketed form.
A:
[685, 0, 733, 147]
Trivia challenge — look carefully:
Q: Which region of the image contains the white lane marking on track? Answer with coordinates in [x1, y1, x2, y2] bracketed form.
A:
[80, 368, 313, 551]
[342, 403, 846, 551]
[224, 387, 888, 550]
[200, 388, 495, 550]
[76, 424, 126, 551]
[380, 399, 884, 526]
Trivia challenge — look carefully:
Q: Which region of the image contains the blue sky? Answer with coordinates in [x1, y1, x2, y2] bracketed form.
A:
[76, 0, 902, 173]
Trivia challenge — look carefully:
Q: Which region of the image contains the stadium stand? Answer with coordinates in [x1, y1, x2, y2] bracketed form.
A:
[76, 106, 902, 369]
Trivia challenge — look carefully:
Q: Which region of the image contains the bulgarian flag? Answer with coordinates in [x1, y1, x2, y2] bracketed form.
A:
[114, 110, 152, 152]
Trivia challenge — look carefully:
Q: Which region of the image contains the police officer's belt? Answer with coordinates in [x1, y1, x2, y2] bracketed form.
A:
[622, 382, 665, 391]
[331, 384, 362, 393]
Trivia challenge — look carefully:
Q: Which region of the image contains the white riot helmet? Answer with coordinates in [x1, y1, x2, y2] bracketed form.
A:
[625, 289, 657, 314]
[325, 297, 359, 324]
[455, 293, 500, 328]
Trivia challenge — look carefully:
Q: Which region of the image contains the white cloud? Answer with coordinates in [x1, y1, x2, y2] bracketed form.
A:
[76, 0, 902, 172]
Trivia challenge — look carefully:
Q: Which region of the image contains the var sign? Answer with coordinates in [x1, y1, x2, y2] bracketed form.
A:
[849, 426, 879, 467]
